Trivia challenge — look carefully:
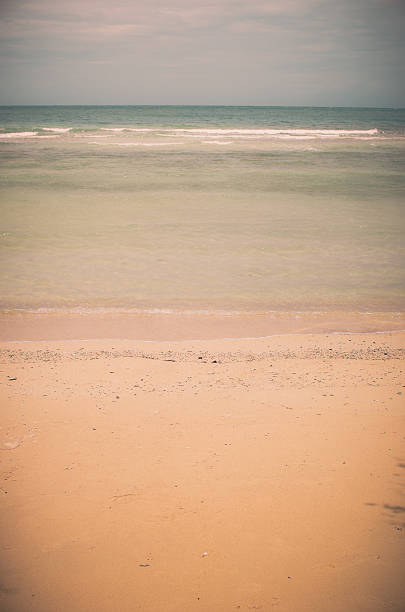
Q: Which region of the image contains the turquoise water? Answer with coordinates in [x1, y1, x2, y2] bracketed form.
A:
[0, 106, 404, 312]
[1, 105, 405, 133]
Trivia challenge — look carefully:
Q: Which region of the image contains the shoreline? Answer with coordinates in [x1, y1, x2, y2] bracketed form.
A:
[1, 310, 404, 342]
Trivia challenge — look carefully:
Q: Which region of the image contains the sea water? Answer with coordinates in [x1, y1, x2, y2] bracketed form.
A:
[0, 106, 404, 313]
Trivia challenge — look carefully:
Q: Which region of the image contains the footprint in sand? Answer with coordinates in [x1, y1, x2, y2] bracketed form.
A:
[0, 440, 21, 450]
[111, 493, 137, 504]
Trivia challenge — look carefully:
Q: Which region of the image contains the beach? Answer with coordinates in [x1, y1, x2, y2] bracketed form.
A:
[1, 329, 404, 611]
[1, 105, 404, 610]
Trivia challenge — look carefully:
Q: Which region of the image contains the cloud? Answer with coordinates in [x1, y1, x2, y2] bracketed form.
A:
[0, 0, 325, 38]
[0, 0, 404, 105]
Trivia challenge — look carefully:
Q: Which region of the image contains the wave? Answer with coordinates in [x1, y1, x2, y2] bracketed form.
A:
[203, 140, 234, 145]
[75, 134, 111, 138]
[97, 127, 380, 137]
[0, 131, 38, 138]
[0, 126, 384, 142]
[90, 126, 383, 142]
[90, 141, 183, 146]
[42, 127, 72, 133]
[100, 127, 156, 132]
[178, 133, 345, 141]
[166, 128, 380, 136]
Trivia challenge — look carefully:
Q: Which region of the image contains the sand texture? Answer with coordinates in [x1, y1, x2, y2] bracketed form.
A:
[0, 332, 404, 611]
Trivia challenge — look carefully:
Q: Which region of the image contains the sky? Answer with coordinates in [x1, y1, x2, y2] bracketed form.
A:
[0, 0, 404, 106]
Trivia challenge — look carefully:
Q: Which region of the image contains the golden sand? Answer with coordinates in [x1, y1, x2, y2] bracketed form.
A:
[1, 329, 404, 611]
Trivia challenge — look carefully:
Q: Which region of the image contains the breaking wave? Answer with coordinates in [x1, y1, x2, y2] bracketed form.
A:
[0, 131, 38, 138]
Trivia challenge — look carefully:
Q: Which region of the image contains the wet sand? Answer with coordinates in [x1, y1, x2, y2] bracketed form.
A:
[1, 331, 404, 611]
[1, 309, 404, 341]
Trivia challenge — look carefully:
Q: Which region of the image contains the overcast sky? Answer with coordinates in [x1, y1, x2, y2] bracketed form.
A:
[0, 0, 404, 106]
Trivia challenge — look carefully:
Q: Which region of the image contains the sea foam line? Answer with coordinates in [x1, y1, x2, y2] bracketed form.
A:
[0, 131, 38, 138]
[98, 127, 380, 136]
[172, 128, 379, 135]
[100, 127, 156, 132]
[42, 127, 72, 133]
[4, 307, 404, 317]
[90, 141, 183, 146]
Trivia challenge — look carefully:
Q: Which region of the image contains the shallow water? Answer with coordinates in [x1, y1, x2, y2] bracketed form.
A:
[1, 106, 404, 313]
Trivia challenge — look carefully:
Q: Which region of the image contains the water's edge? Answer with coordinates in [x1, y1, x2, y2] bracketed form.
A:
[1, 310, 404, 342]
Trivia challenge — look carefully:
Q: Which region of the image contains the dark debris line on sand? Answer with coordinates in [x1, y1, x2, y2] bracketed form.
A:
[0, 344, 404, 365]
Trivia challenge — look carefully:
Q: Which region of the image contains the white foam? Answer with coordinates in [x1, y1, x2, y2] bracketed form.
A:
[116, 142, 182, 146]
[165, 128, 379, 136]
[203, 140, 234, 145]
[81, 126, 382, 141]
[91, 141, 182, 146]
[99, 127, 379, 136]
[274, 134, 333, 140]
[78, 134, 110, 138]
[92, 127, 379, 141]
[0, 131, 38, 138]
[101, 127, 156, 132]
[42, 127, 72, 133]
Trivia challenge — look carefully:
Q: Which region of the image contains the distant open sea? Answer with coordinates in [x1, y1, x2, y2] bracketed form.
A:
[0, 105, 404, 315]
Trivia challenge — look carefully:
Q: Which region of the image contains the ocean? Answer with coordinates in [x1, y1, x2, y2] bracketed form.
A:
[0, 105, 404, 316]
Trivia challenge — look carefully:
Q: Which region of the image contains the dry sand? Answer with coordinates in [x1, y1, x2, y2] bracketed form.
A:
[0, 329, 404, 611]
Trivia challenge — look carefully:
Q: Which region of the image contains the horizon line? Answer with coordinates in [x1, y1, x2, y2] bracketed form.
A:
[0, 104, 404, 110]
